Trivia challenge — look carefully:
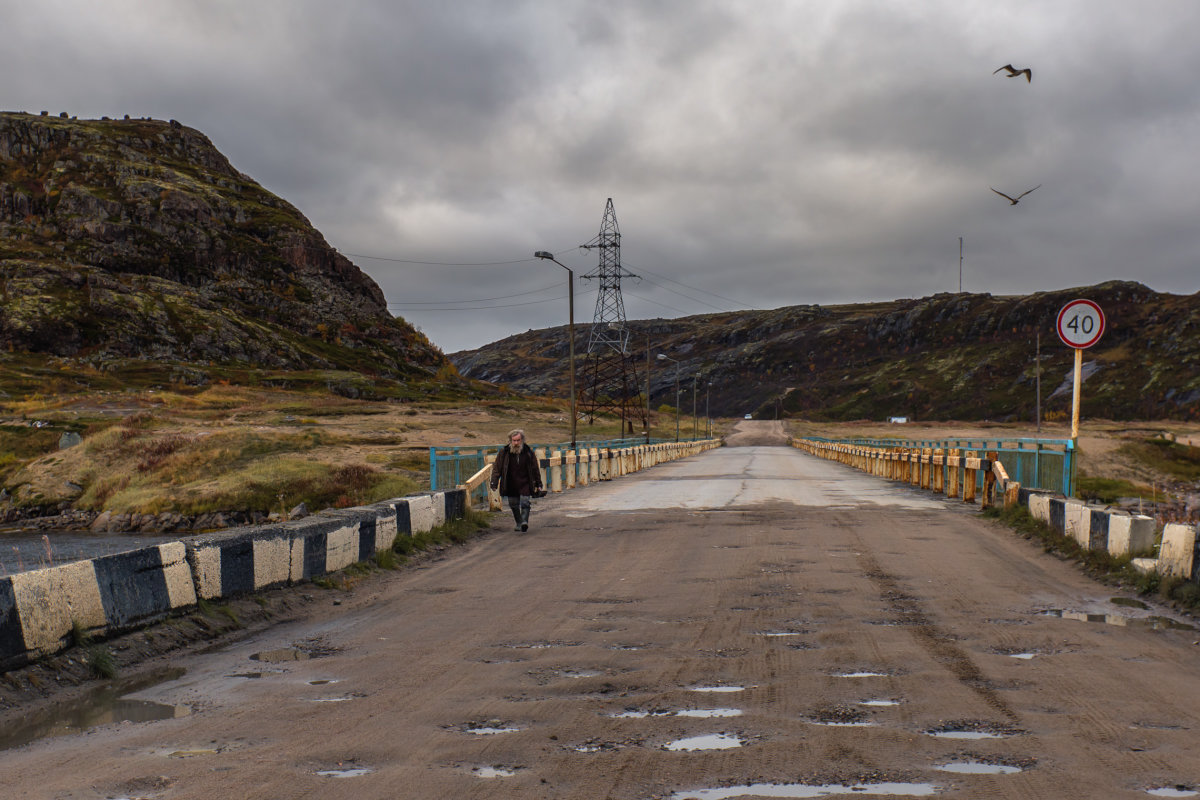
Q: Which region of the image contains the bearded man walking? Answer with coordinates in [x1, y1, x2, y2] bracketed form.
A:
[489, 429, 543, 532]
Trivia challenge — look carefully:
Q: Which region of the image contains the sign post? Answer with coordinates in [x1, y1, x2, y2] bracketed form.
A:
[1055, 299, 1106, 440]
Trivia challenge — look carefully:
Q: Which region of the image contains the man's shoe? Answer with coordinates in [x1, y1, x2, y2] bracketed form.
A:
[521, 523, 528, 532]
[514, 525, 521, 531]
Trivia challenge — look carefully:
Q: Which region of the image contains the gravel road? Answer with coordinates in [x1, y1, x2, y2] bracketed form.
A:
[3, 429, 1198, 799]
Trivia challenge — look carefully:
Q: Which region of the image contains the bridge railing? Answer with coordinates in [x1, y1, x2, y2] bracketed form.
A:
[793, 438, 1023, 509]
[433, 437, 712, 508]
[801, 436, 1075, 498]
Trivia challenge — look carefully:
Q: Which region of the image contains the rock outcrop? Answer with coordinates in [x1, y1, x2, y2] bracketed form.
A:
[0, 112, 443, 376]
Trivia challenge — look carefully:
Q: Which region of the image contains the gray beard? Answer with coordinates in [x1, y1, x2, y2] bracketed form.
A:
[508, 442, 522, 455]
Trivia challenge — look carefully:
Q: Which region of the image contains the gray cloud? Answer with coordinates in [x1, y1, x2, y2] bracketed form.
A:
[5, 0, 1197, 353]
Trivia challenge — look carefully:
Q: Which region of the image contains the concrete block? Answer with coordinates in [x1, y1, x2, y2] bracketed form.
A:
[1048, 497, 1066, 534]
[443, 488, 466, 525]
[9, 561, 106, 655]
[92, 542, 195, 629]
[407, 494, 437, 533]
[1086, 508, 1110, 552]
[1, 577, 25, 668]
[1027, 493, 1052, 524]
[1107, 514, 1156, 558]
[251, 532, 294, 590]
[1131, 557, 1158, 575]
[1159, 523, 1198, 580]
[1064, 500, 1091, 547]
[325, 523, 359, 573]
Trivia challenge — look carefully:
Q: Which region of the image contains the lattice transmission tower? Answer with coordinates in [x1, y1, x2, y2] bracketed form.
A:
[579, 198, 646, 433]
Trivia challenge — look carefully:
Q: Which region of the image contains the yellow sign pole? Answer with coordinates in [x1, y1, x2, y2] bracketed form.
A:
[1070, 347, 1082, 440]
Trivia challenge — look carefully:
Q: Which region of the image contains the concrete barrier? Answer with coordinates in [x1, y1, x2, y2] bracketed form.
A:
[1107, 513, 1155, 558]
[1159, 523, 1198, 579]
[0, 488, 468, 670]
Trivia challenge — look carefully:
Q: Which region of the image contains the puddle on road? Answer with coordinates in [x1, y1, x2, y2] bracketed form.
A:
[754, 631, 807, 637]
[308, 679, 339, 685]
[556, 668, 603, 679]
[936, 761, 1023, 774]
[473, 766, 517, 778]
[1147, 788, 1200, 797]
[664, 733, 744, 751]
[832, 671, 889, 678]
[859, 699, 900, 707]
[316, 767, 374, 778]
[0, 667, 187, 752]
[501, 640, 582, 649]
[612, 708, 742, 719]
[689, 685, 747, 693]
[668, 781, 940, 798]
[926, 720, 1022, 740]
[1038, 609, 1194, 631]
[251, 648, 310, 663]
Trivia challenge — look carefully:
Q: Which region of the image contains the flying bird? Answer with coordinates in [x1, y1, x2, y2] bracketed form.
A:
[993, 64, 1032, 82]
[991, 185, 1041, 205]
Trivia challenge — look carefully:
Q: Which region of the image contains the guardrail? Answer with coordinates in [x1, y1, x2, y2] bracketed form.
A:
[802, 436, 1075, 497]
[432, 437, 703, 506]
[793, 438, 1020, 510]
[457, 439, 724, 510]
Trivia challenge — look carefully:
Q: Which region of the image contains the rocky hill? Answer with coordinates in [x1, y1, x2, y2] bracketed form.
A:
[0, 111, 444, 381]
[452, 281, 1200, 422]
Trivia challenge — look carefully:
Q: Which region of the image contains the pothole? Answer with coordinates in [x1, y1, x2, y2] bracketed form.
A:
[500, 640, 582, 649]
[316, 766, 374, 778]
[611, 707, 743, 719]
[1038, 609, 1195, 631]
[464, 721, 521, 735]
[472, 765, 518, 778]
[859, 699, 901, 707]
[807, 704, 873, 726]
[689, 685, 747, 693]
[609, 643, 648, 651]
[753, 630, 808, 637]
[990, 646, 1044, 660]
[666, 781, 940, 798]
[925, 720, 1024, 740]
[250, 648, 309, 663]
[1147, 787, 1200, 797]
[832, 670, 891, 678]
[936, 761, 1024, 774]
[308, 679, 339, 686]
[0, 667, 189, 752]
[663, 732, 745, 751]
[1111, 597, 1151, 610]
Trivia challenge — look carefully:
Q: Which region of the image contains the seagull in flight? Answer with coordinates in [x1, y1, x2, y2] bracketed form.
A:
[993, 64, 1032, 82]
[991, 185, 1041, 205]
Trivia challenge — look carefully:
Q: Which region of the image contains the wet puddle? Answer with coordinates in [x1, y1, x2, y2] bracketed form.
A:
[1039, 610, 1194, 631]
[502, 640, 582, 649]
[1147, 788, 1200, 797]
[473, 766, 517, 778]
[859, 699, 900, 707]
[0, 668, 187, 751]
[689, 685, 746, 693]
[664, 733, 745, 751]
[251, 648, 310, 663]
[926, 720, 1022, 740]
[308, 679, 339, 686]
[754, 631, 806, 637]
[668, 781, 939, 798]
[612, 708, 742, 719]
[556, 668, 603, 679]
[936, 761, 1022, 774]
[316, 767, 374, 778]
[833, 671, 889, 678]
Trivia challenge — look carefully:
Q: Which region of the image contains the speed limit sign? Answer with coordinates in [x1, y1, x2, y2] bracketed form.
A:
[1056, 299, 1105, 349]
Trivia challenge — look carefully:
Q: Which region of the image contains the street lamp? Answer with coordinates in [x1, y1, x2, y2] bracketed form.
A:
[656, 353, 680, 442]
[534, 251, 576, 450]
[705, 382, 711, 438]
[692, 373, 699, 440]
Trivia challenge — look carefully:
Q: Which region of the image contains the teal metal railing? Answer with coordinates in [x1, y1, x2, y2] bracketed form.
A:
[799, 436, 1076, 497]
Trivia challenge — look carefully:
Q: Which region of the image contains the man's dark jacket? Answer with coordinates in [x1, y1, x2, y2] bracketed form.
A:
[490, 444, 543, 497]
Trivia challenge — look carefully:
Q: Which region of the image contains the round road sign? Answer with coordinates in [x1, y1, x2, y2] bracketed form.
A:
[1056, 299, 1105, 349]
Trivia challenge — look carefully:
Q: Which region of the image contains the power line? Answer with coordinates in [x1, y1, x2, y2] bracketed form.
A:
[625, 261, 756, 310]
[387, 281, 566, 306]
[389, 286, 598, 313]
[346, 252, 536, 266]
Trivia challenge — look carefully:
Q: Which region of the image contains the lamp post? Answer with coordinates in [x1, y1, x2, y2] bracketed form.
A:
[705, 382, 711, 438]
[656, 353, 680, 442]
[692, 373, 699, 440]
[534, 251, 576, 450]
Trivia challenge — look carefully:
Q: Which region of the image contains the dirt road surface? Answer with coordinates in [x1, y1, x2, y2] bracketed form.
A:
[4, 426, 1200, 799]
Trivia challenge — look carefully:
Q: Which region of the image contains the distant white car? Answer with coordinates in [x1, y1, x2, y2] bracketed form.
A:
[744, 414, 752, 419]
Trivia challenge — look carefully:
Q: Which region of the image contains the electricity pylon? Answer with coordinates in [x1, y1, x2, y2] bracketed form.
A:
[580, 198, 645, 433]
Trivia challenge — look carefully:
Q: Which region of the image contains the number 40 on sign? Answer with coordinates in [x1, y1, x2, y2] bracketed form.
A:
[1056, 299, 1106, 440]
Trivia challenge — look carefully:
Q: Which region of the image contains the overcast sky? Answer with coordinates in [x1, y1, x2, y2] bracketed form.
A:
[7, 1, 1199, 353]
